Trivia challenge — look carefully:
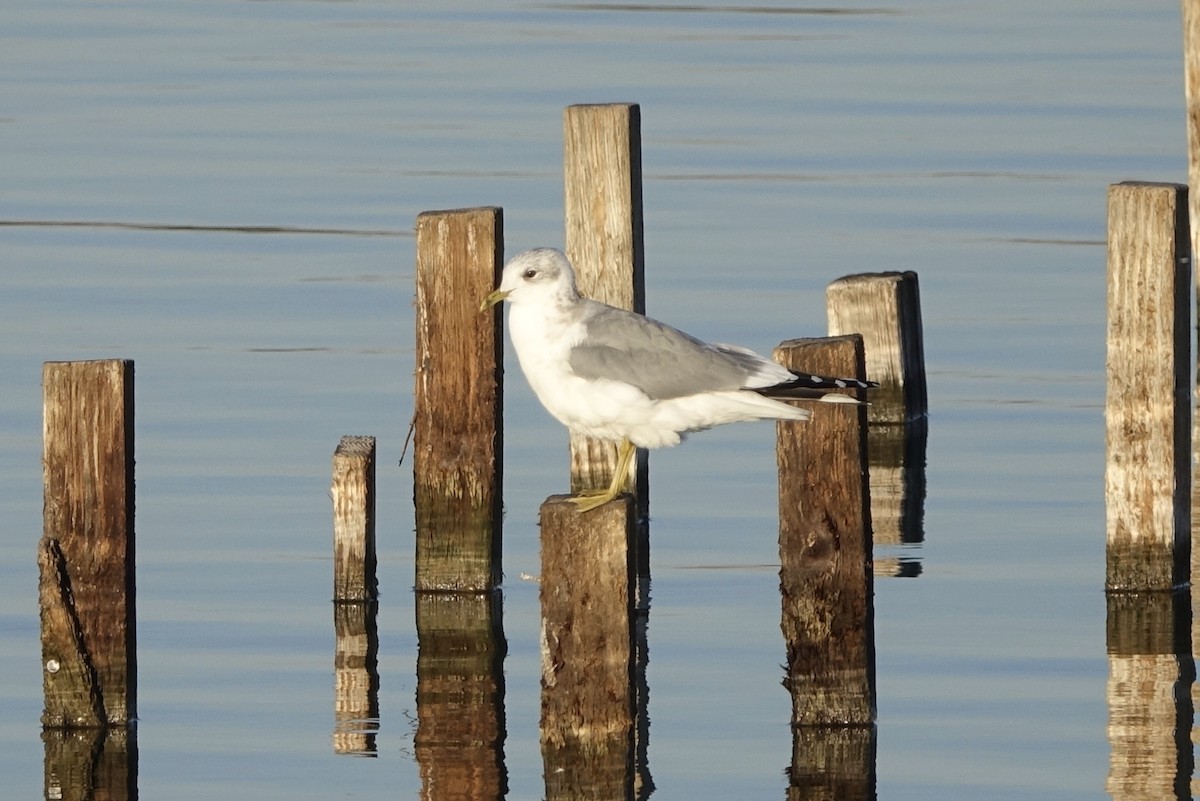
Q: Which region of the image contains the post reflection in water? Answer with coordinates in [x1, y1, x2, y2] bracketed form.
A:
[867, 416, 927, 578]
[332, 600, 380, 756]
[1105, 590, 1193, 801]
[43, 725, 137, 801]
[414, 590, 507, 801]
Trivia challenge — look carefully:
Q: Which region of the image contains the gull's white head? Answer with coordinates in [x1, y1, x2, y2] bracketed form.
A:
[480, 247, 579, 310]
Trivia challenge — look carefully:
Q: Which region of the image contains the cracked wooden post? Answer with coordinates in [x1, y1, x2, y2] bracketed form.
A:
[563, 103, 647, 516]
[414, 207, 504, 591]
[1104, 182, 1190, 591]
[332, 435, 377, 602]
[775, 336, 875, 728]
[40, 359, 136, 729]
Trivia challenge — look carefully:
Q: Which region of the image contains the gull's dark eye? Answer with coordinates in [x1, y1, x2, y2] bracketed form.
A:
[523, 269, 538, 279]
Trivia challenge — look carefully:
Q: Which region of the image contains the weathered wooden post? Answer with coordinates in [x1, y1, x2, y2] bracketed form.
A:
[827, 271, 928, 553]
[41, 359, 137, 800]
[41, 359, 136, 728]
[1182, 0, 1200, 541]
[1104, 182, 1190, 591]
[563, 102, 647, 511]
[414, 592, 507, 799]
[540, 495, 637, 801]
[414, 207, 504, 591]
[826, 271, 926, 423]
[775, 336, 875, 728]
[332, 435, 377, 602]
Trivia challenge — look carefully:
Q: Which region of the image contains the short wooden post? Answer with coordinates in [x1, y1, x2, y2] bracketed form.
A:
[414, 207, 504, 591]
[40, 359, 136, 728]
[332, 435, 377, 602]
[826, 271, 927, 423]
[1104, 182, 1190, 591]
[775, 336, 875, 727]
[333, 601, 379, 755]
[540, 495, 636, 800]
[827, 272, 928, 548]
[414, 591, 507, 799]
[563, 103, 647, 508]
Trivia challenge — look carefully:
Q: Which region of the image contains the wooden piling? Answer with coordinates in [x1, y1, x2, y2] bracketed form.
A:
[414, 591, 507, 800]
[563, 103, 647, 508]
[332, 435, 377, 602]
[540, 495, 636, 799]
[775, 336, 875, 727]
[827, 271, 928, 548]
[1104, 182, 1190, 592]
[40, 359, 135, 728]
[826, 271, 927, 424]
[414, 207, 504, 591]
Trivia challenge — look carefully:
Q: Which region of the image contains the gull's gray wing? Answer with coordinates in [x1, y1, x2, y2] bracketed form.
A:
[568, 305, 788, 400]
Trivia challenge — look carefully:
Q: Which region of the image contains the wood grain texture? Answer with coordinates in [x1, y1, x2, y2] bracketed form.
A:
[414, 207, 504, 591]
[563, 103, 647, 506]
[1104, 182, 1190, 591]
[332, 435, 377, 601]
[775, 337, 875, 727]
[827, 271, 928, 548]
[826, 270, 927, 423]
[41, 359, 135, 728]
[539, 495, 635, 799]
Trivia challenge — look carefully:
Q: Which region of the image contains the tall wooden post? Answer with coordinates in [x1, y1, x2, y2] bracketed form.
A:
[563, 103, 646, 508]
[1104, 182, 1190, 591]
[414, 207, 504, 591]
[41, 359, 136, 728]
[332, 435, 376, 602]
[775, 336, 875, 727]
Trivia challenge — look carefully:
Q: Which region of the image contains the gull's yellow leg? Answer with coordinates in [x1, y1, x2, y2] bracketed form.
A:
[569, 438, 636, 512]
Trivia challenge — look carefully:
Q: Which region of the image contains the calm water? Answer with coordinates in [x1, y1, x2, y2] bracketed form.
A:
[0, 1, 1188, 799]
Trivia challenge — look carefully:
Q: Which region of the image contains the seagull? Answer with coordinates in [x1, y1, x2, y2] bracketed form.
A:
[481, 247, 875, 512]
